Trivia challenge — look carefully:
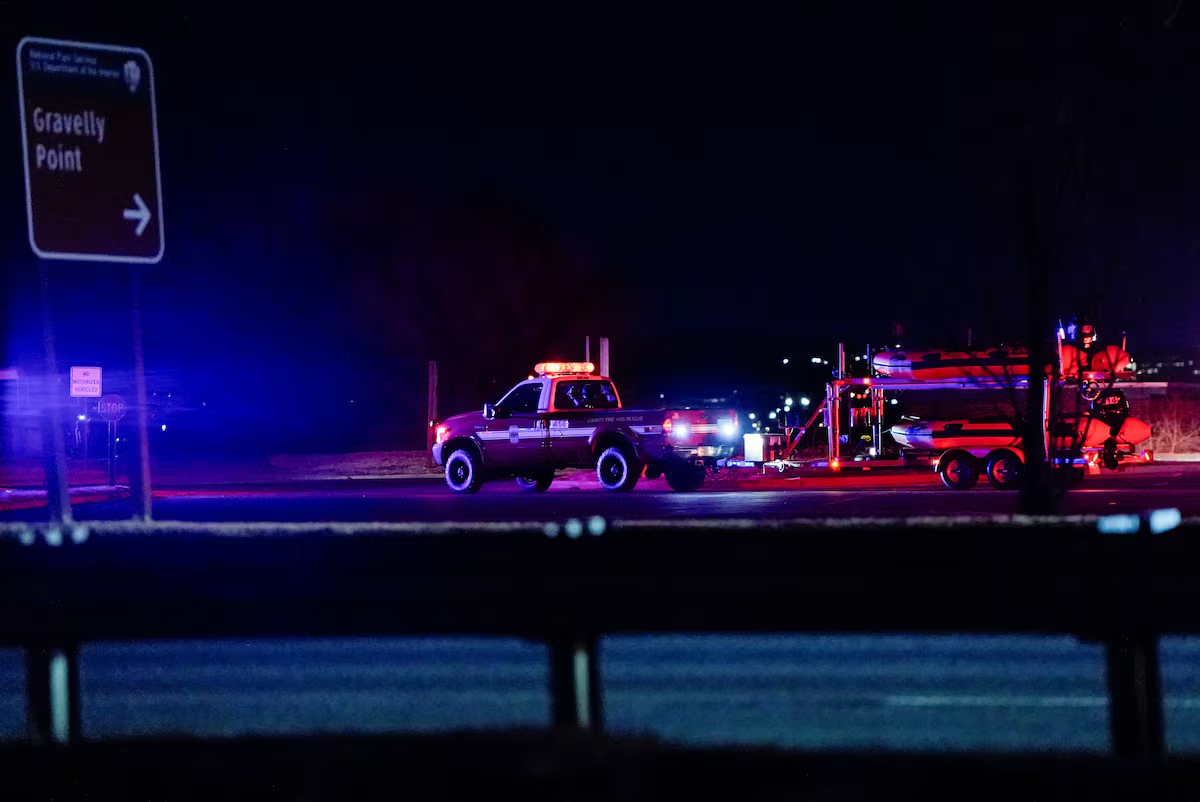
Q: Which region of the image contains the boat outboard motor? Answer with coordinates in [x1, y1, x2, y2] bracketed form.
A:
[1090, 388, 1129, 470]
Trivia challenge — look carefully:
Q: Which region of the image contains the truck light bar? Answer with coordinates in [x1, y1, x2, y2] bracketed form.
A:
[534, 362, 595, 376]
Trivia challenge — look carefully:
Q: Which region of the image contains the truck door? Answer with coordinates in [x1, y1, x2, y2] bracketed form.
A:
[548, 379, 614, 466]
[483, 381, 550, 468]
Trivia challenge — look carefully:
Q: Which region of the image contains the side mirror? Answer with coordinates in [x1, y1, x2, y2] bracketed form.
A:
[483, 403, 497, 420]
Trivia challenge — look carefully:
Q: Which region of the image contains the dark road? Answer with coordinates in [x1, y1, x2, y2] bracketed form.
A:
[4, 463, 1200, 752]
[4, 463, 1194, 525]
[5, 634, 1200, 752]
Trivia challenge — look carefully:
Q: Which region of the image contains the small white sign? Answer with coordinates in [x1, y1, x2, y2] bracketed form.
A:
[70, 366, 102, 397]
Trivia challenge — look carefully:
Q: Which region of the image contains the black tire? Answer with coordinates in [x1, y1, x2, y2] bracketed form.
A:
[515, 473, 553, 493]
[665, 463, 705, 492]
[644, 465, 663, 480]
[444, 448, 484, 494]
[596, 444, 641, 492]
[985, 450, 1023, 490]
[938, 450, 980, 490]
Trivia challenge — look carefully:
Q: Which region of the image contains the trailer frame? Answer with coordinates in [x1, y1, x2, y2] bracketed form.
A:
[720, 342, 1165, 484]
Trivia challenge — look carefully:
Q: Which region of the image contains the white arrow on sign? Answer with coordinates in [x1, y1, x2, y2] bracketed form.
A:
[122, 193, 151, 237]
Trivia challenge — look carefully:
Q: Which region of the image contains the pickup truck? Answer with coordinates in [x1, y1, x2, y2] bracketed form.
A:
[432, 362, 736, 493]
[663, 397, 743, 484]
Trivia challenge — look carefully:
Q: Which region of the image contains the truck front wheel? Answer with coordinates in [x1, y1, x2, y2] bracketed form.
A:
[445, 448, 485, 494]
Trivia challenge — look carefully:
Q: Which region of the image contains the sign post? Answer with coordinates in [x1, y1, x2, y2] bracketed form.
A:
[97, 394, 126, 486]
[18, 36, 165, 521]
[38, 265, 71, 525]
[69, 366, 102, 469]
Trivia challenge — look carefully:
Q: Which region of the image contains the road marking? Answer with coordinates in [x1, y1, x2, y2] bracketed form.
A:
[887, 694, 1200, 709]
[887, 694, 1107, 708]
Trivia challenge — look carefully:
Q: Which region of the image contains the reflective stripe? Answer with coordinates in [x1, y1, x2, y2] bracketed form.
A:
[553, 427, 597, 438]
[478, 429, 544, 441]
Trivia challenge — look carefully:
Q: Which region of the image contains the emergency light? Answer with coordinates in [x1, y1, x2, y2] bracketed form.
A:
[534, 362, 595, 376]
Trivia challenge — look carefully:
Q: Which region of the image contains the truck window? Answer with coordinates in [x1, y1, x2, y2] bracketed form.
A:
[498, 382, 543, 415]
[555, 380, 619, 410]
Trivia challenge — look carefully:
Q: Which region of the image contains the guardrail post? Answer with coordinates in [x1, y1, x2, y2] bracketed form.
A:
[25, 643, 81, 745]
[549, 634, 602, 731]
[1106, 632, 1164, 756]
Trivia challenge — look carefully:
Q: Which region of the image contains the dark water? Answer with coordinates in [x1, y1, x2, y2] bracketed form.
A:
[2, 634, 1200, 752]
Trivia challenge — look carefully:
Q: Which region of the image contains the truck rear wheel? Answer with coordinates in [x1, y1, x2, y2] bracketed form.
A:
[596, 445, 641, 492]
[665, 463, 705, 492]
[445, 448, 484, 494]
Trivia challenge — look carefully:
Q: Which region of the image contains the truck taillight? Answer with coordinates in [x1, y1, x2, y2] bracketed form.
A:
[435, 425, 449, 444]
[719, 412, 738, 438]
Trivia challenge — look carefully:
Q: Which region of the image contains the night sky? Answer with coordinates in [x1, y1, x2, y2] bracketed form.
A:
[2, 4, 1198, 449]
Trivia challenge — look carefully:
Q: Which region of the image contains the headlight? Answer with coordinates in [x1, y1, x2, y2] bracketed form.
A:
[673, 422, 690, 439]
[719, 422, 737, 438]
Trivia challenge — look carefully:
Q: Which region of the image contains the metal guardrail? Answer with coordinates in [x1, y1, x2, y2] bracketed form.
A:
[0, 512, 1193, 755]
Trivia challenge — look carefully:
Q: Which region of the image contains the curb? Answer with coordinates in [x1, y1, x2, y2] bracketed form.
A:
[0, 485, 131, 513]
[343, 474, 444, 481]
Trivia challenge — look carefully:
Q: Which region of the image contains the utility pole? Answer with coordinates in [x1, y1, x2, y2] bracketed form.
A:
[1017, 146, 1055, 516]
[427, 360, 438, 450]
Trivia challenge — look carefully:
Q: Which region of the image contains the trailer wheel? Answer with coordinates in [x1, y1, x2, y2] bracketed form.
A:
[985, 450, 1022, 490]
[938, 450, 980, 490]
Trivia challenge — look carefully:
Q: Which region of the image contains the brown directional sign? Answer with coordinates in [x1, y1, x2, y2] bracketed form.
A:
[16, 36, 164, 263]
